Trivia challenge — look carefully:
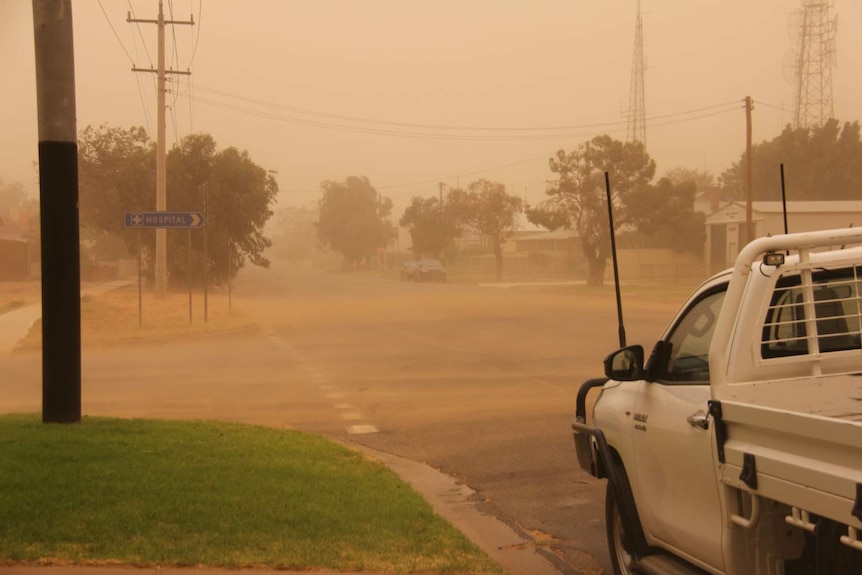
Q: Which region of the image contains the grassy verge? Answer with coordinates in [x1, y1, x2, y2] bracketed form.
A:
[0, 414, 502, 574]
[16, 285, 257, 350]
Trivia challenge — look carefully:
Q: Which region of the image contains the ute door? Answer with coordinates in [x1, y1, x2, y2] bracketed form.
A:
[631, 287, 726, 571]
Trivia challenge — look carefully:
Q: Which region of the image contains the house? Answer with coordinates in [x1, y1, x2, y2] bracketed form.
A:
[705, 201, 862, 273]
[511, 229, 578, 253]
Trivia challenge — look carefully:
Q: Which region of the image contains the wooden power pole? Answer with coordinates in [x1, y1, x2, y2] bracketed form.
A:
[129, 1, 193, 298]
[32, 0, 82, 423]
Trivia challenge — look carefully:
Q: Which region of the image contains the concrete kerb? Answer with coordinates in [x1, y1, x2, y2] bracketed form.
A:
[356, 445, 564, 575]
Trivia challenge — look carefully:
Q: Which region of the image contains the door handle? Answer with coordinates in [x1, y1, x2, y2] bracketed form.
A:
[686, 411, 709, 430]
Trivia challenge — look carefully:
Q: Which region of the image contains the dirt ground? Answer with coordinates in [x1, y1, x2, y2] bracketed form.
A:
[0, 280, 41, 313]
[2, 281, 257, 350]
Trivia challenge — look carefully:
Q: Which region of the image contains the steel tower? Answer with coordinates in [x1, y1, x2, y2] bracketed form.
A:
[626, 0, 647, 147]
[788, 0, 837, 128]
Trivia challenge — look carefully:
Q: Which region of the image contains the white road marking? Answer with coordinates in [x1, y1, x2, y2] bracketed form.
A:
[268, 337, 380, 435]
[347, 424, 379, 434]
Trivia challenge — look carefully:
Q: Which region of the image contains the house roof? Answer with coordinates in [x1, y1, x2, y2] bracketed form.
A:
[721, 201, 862, 214]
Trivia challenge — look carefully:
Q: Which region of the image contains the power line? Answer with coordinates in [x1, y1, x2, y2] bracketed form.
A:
[757, 100, 795, 115]
[127, 0, 154, 68]
[97, 0, 151, 133]
[188, 0, 202, 68]
[167, 0, 181, 73]
[183, 91, 739, 142]
[189, 84, 739, 133]
[97, 0, 135, 64]
[377, 154, 550, 191]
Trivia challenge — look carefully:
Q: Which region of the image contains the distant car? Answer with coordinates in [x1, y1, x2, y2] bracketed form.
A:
[415, 259, 447, 283]
[400, 261, 419, 281]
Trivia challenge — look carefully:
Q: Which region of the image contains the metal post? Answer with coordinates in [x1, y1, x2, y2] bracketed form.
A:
[33, 0, 81, 423]
[780, 164, 789, 236]
[745, 96, 754, 244]
[203, 184, 208, 323]
[137, 229, 142, 327]
[189, 232, 192, 325]
[228, 240, 232, 313]
[188, 229, 192, 325]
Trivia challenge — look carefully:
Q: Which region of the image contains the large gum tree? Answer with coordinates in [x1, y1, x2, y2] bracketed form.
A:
[527, 135, 655, 286]
[316, 175, 394, 268]
[78, 125, 278, 287]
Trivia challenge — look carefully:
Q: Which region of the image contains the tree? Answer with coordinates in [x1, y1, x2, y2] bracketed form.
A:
[527, 135, 655, 286]
[664, 167, 715, 194]
[205, 146, 278, 284]
[78, 124, 155, 241]
[625, 177, 705, 256]
[78, 126, 278, 287]
[399, 193, 461, 259]
[316, 176, 393, 268]
[271, 204, 318, 264]
[454, 179, 523, 281]
[720, 119, 862, 201]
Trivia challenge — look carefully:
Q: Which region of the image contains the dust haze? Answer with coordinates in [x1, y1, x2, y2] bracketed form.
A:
[3, 1, 862, 213]
[3, 2, 862, 572]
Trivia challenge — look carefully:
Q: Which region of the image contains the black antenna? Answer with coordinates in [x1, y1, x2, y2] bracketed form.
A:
[605, 172, 626, 348]
[780, 163, 789, 235]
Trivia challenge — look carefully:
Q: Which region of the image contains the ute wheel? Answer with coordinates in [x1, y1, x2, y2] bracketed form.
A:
[606, 465, 638, 575]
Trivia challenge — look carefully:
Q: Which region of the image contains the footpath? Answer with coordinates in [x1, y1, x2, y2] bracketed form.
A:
[0, 282, 565, 575]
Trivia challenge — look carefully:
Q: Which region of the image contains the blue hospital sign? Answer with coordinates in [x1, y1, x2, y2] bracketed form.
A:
[124, 211, 206, 229]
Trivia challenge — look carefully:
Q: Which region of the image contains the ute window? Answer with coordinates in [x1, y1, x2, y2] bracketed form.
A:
[762, 269, 862, 358]
[658, 288, 727, 384]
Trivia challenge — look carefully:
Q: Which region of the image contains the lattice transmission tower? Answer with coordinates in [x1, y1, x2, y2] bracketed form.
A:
[785, 0, 837, 129]
[626, 0, 647, 147]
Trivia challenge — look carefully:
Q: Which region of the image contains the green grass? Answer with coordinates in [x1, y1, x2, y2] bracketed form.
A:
[0, 414, 501, 574]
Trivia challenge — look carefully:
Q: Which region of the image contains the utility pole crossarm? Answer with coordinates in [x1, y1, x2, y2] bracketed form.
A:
[131, 67, 192, 75]
[127, 13, 194, 26]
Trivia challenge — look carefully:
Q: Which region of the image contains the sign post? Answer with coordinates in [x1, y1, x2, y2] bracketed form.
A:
[124, 211, 207, 327]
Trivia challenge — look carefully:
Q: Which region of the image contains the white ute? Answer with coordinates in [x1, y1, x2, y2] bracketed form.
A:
[573, 227, 862, 575]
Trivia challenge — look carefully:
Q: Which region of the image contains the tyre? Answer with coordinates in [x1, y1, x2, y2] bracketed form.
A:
[606, 466, 638, 575]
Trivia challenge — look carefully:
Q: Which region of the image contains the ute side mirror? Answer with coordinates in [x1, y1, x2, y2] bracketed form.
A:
[604, 345, 645, 381]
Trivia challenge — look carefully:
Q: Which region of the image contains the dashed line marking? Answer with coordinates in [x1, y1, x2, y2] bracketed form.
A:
[347, 425, 379, 434]
[266, 335, 380, 435]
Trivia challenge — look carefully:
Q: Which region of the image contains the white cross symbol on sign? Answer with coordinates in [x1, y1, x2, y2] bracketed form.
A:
[132, 214, 143, 226]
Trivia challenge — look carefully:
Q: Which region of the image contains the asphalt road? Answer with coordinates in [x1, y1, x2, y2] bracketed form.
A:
[0, 263, 690, 575]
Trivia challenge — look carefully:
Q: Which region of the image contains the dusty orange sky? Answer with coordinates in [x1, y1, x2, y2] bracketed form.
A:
[3, 1, 861, 218]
